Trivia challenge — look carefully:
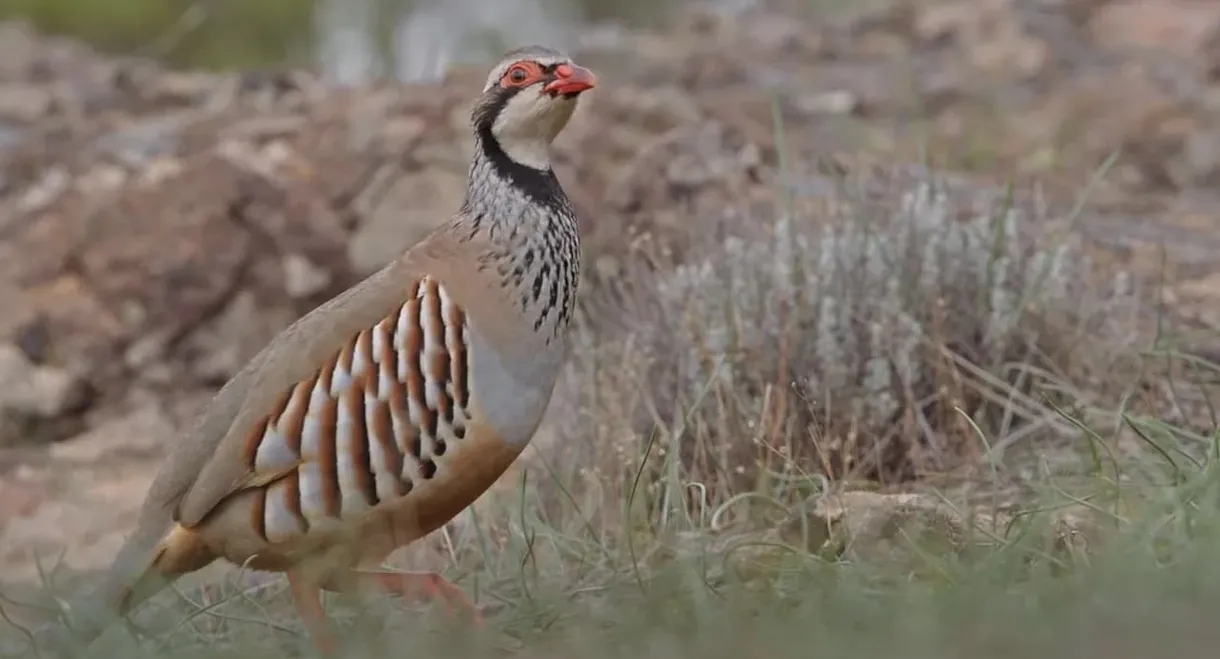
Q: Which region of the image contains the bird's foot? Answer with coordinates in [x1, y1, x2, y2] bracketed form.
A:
[349, 569, 483, 625]
[288, 568, 481, 656]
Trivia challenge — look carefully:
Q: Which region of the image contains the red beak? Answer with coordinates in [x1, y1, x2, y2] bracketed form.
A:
[543, 63, 597, 96]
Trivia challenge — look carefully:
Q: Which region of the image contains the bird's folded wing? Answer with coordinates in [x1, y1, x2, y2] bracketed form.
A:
[172, 254, 440, 529]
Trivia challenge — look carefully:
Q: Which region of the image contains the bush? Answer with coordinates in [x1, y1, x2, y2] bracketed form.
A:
[557, 166, 1144, 528]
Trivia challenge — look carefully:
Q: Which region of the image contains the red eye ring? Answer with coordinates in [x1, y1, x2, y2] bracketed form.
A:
[505, 64, 532, 85]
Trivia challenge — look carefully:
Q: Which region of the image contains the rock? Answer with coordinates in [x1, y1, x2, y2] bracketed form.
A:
[915, 0, 982, 44]
[656, 490, 1100, 586]
[0, 478, 45, 530]
[1020, 65, 1198, 191]
[1177, 127, 1220, 187]
[915, 0, 1051, 80]
[0, 82, 53, 122]
[606, 120, 763, 212]
[0, 468, 156, 586]
[380, 115, 428, 154]
[1089, 0, 1220, 59]
[346, 166, 466, 275]
[47, 405, 173, 463]
[123, 331, 173, 371]
[152, 70, 228, 106]
[780, 490, 1103, 571]
[215, 137, 312, 182]
[12, 315, 51, 364]
[282, 252, 332, 299]
[793, 89, 859, 116]
[95, 113, 188, 168]
[187, 290, 292, 383]
[136, 156, 186, 187]
[0, 411, 176, 589]
[1173, 271, 1220, 329]
[15, 166, 69, 214]
[782, 491, 1001, 565]
[220, 114, 306, 143]
[0, 344, 89, 421]
[596, 85, 703, 134]
[73, 163, 127, 195]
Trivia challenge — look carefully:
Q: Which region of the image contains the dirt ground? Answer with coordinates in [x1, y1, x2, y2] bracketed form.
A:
[1, 0, 1219, 596]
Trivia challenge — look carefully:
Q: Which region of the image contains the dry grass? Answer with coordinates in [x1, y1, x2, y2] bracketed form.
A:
[7, 375, 1220, 659]
[545, 157, 1149, 537]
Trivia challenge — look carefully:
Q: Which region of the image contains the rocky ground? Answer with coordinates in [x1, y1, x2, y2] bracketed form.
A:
[1, 0, 1219, 597]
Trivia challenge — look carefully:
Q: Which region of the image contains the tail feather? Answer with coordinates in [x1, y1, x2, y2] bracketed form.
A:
[113, 525, 217, 615]
[39, 523, 217, 655]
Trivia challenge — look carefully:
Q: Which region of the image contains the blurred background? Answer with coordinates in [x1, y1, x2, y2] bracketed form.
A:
[0, 0, 700, 83]
[2, 0, 1220, 646]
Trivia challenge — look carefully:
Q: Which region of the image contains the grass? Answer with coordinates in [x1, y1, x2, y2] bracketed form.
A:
[7, 404, 1220, 659]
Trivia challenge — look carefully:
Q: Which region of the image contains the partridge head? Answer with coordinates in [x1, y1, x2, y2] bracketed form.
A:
[473, 45, 597, 170]
[40, 45, 595, 657]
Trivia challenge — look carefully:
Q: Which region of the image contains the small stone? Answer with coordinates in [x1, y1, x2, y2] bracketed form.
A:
[1175, 272, 1220, 302]
[0, 344, 89, 419]
[606, 86, 703, 133]
[0, 479, 44, 528]
[0, 83, 54, 123]
[282, 253, 332, 299]
[915, 1, 976, 43]
[74, 164, 128, 195]
[48, 406, 173, 463]
[153, 70, 225, 105]
[793, 90, 858, 116]
[123, 331, 172, 370]
[16, 166, 69, 214]
[347, 168, 466, 275]
[137, 156, 185, 187]
[1180, 128, 1220, 186]
[190, 291, 263, 382]
[95, 114, 187, 168]
[12, 316, 52, 365]
[221, 115, 306, 143]
[1090, 0, 1220, 58]
[381, 115, 428, 153]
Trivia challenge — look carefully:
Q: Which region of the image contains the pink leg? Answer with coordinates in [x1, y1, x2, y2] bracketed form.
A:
[287, 569, 338, 656]
[286, 568, 482, 655]
[336, 570, 483, 625]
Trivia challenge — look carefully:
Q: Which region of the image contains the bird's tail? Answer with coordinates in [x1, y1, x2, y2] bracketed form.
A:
[35, 521, 218, 655]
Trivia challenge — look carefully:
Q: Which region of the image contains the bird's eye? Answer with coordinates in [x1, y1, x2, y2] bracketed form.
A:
[507, 65, 530, 84]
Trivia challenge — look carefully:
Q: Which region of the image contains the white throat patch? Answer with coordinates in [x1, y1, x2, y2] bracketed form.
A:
[491, 90, 578, 170]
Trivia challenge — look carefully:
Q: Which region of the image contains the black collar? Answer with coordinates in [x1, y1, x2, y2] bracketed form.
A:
[471, 88, 570, 212]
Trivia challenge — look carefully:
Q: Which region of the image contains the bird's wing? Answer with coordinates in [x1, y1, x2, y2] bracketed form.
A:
[166, 225, 490, 529]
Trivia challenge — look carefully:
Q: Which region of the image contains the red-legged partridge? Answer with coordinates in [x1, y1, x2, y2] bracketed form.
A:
[51, 45, 596, 655]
